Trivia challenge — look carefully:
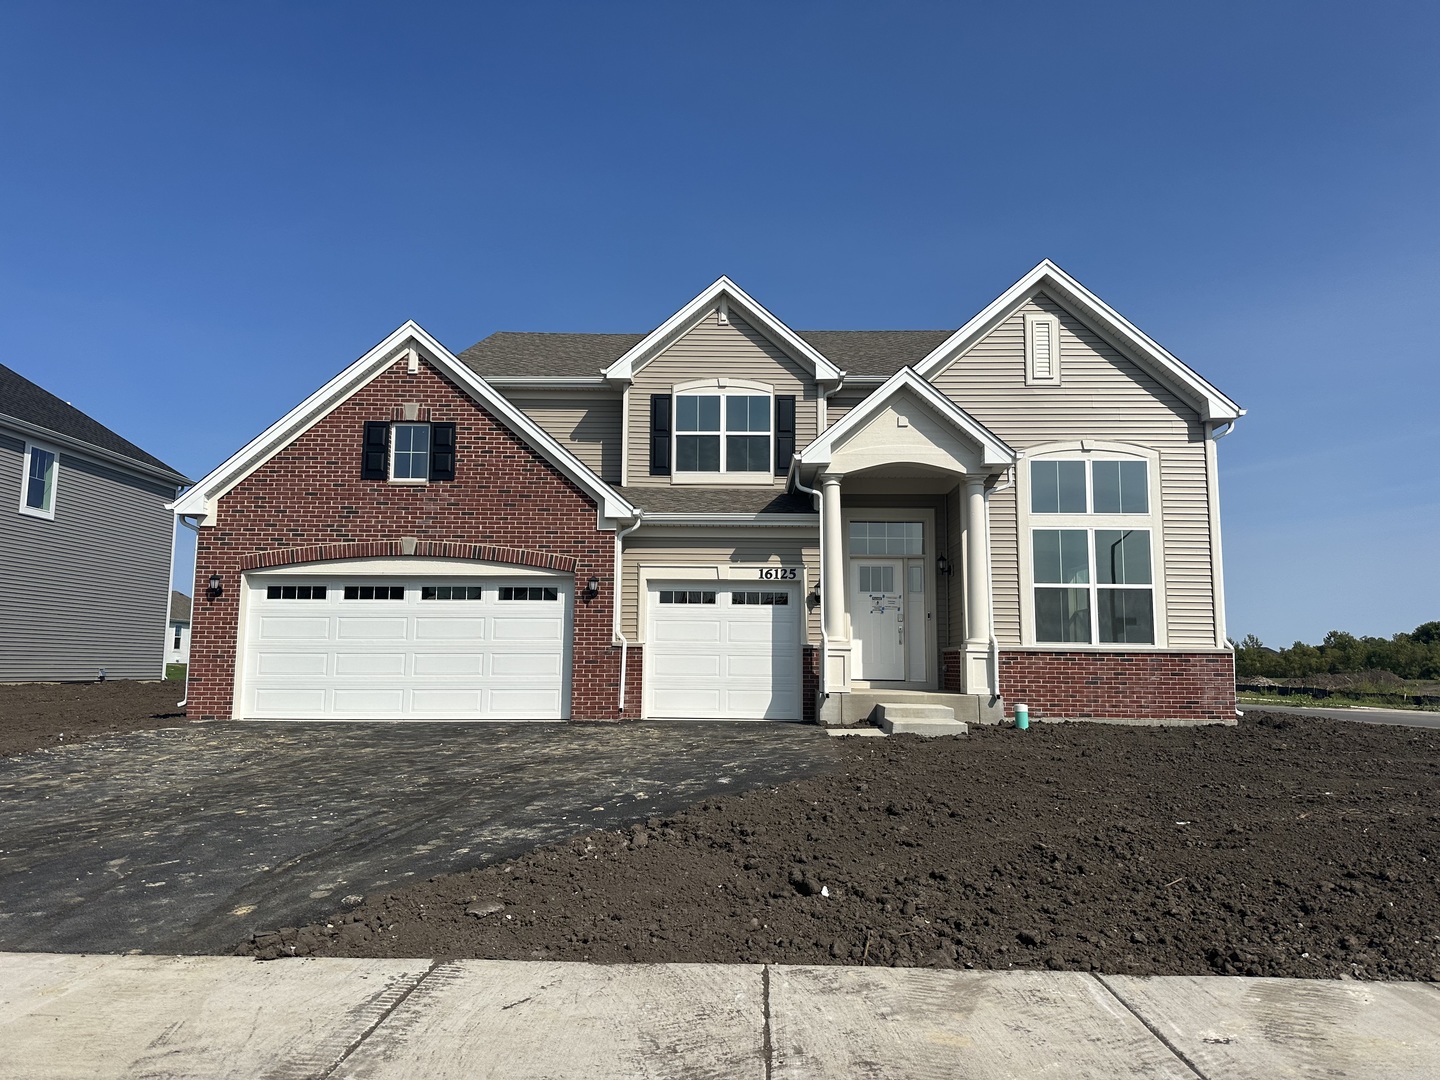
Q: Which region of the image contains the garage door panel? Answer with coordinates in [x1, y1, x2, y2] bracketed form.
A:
[653, 688, 723, 715]
[255, 652, 328, 676]
[726, 690, 798, 717]
[492, 617, 564, 641]
[412, 653, 485, 676]
[651, 653, 722, 678]
[241, 574, 569, 720]
[337, 617, 409, 640]
[726, 621, 793, 645]
[258, 616, 331, 641]
[725, 654, 782, 678]
[490, 652, 563, 677]
[661, 620, 724, 643]
[414, 617, 487, 641]
[335, 652, 406, 676]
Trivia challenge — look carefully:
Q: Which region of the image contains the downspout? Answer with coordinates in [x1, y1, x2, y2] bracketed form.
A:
[790, 461, 825, 710]
[613, 511, 644, 713]
[986, 466, 1015, 705]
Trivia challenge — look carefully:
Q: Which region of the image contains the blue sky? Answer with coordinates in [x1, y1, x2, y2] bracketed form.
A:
[2, 1, 1436, 647]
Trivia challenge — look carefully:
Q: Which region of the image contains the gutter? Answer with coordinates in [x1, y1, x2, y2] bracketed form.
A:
[613, 512, 645, 713]
[985, 467, 1015, 707]
[173, 514, 203, 709]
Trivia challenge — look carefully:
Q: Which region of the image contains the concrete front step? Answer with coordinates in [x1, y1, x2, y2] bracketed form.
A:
[828, 689, 1003, 727]
[874, 703, 970, 737]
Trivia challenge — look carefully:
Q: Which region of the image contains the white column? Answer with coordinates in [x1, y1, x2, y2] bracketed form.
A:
[821, 474, 846, 641]
[964, 475, 992, 646]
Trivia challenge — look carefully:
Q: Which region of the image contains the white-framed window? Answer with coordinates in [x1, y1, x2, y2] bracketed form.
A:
[389, 423, 430, 482]
[1024, 312, 1062, 386]
[19, 442, 58, 519]
[1025, 452, 1159, 646]
[673, 382, 772, 477]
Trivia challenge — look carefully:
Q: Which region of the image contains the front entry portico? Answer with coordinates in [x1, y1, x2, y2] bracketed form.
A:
[795, 369, 1017, 723]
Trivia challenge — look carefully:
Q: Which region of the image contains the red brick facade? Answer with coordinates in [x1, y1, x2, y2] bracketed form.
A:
[187, 355, 622, 721]
[998, 649, 1236, 723]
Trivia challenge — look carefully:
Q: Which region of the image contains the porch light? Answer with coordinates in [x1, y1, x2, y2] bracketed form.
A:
[207, 572, 224, 599]
[937, 554, 953, 577]
[585, 575, 601, 598]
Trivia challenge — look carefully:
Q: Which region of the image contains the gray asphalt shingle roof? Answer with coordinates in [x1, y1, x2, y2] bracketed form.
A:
[457, 330, 954, 380]
[619, 487, 814, 515]
[0, 362, 185, 477]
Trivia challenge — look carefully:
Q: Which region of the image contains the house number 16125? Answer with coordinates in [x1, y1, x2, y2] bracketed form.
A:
[758, 567, 798, 580]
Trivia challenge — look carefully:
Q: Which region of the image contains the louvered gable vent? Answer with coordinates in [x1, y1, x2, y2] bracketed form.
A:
[1025, 312, 1062, 386]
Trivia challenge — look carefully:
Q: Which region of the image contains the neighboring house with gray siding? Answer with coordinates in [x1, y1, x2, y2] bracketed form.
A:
[0, 363, 190, 681]
[167, 591, 192, 666]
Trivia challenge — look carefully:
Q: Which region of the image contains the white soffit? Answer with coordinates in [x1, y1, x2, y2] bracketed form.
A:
[171, 321, 636, 524]
[914, 260, 1244, 423]
[602, 276, 844, 383]
[796, 367, 1015, 469]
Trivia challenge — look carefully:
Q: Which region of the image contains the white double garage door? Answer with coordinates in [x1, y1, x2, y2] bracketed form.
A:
[238, 561, 570, 720]
[236, 561, 803, 721]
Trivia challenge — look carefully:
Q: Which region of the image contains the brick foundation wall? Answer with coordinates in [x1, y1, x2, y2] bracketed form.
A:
[187, 353, 622, 721]
[942, 648, 965, 693]
[803, 646, 819, 724]
[998, 650, 1236, 723]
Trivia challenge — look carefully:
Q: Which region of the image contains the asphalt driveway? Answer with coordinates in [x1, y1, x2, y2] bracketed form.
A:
[0, 721, 842, 955]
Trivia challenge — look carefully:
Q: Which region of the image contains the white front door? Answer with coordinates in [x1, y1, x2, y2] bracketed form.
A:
[851, 560, 905, 681]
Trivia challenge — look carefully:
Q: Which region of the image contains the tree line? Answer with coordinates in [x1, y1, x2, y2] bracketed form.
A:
[1232, 622, 1440, 681]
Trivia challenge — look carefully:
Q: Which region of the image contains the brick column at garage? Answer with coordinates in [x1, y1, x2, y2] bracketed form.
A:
[186, 357, 623, 721]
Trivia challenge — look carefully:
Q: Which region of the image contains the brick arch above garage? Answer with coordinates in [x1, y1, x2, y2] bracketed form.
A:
[237, 541, 578, 574]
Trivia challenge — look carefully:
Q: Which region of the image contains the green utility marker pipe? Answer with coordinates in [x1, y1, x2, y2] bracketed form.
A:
[1015, 703, 1029, 730]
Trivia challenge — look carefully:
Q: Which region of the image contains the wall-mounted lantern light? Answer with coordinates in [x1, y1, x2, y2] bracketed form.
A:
[585, 575, 601, 598]
[207, 573, 223, 599]
[936, 555, 953, 577]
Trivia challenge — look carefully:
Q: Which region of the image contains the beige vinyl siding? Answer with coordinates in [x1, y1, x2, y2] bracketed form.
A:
[621, 531, 819, 643]
[0, 431, 176, 681]
[626, 311, 819, 485]
[825, 391, 873, 430]
[931, 294, 1216, 648]
[502, 393, 621, 482]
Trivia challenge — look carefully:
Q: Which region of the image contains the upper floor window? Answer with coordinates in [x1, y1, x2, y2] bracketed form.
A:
[1031, 459, 1148, 514]
[675, 391, 771, 474]
[361, 421, 457, 484]
[19, 443, 57, 519]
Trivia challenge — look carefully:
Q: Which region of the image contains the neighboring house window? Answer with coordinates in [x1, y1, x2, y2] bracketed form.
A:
[360, 422, 457, 483]
[1024, 312, 1062, 386]
[1030, 457, 1155, 645]
[19, 443, 57, 519]
[172, 626, 183, 649]
[651, 383, 794, 479]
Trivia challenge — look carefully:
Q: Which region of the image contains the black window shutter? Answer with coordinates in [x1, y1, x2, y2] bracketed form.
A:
[649, 394, 672, 476]
[429, 422, 457, 481]
[774, 395, 796, 474]
[362, 421, 389, 480]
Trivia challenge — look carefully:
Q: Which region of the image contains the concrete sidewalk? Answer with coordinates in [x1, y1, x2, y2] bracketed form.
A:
[2, 954, 1438, 1079]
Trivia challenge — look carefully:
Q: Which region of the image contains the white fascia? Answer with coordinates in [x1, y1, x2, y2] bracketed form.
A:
[913, 259, 1244, 423]
[638, 513, 818, 527]
[795, 367, 1015, 471]
[601, 276, 845, 384]
[170, 320, 636, 527]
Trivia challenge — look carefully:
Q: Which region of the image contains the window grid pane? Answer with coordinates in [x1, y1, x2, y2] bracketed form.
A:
[1095, 530, 1152, 585]
[676, 435, 720, 472]
[847, 521, 923, 556]
[391, 424, 429, 480]
[25, 448, 54, 511]
[726, 435, 769, 471]
[1035, 587, 1092, 643]
[1033, 530, 1090, 584]
[342, 584, 404, 600]
[1098, 588, 1155, 644]
[499, 586, 559, 601]
[658, 590, 716, 604]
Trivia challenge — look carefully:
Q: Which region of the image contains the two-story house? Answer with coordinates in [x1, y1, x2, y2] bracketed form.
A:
[173, 262, 1241, 726]
[2, 363, 190, 681]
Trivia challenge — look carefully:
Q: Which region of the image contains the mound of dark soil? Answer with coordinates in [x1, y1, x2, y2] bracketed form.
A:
[0, 680, 187, 757]
[251, 713, 1440, 981]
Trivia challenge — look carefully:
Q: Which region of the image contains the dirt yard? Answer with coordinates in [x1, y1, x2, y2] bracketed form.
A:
[247, 713, 1440, 981]
[0, 680, 187, 757]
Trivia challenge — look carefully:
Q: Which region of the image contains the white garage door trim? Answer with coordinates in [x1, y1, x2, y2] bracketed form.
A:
[235, 559, 571, 721]
[644, 581, 802, 721]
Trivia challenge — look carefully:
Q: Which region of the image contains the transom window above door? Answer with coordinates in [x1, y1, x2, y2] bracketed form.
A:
[675, 391, 771, 474]
[848, 521, 923, 556]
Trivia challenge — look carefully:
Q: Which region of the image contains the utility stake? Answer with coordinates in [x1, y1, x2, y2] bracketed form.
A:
[1162, 876, 1186, 888]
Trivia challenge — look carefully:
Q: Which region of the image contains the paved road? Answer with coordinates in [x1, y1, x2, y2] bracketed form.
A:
[1241, 702, 1440, 730]
[3, 953, 1438, 1079]
[0, 721, 841, 955]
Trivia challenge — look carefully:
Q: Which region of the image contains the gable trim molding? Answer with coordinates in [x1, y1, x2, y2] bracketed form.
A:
[913, 260, 1244, 423]
[171, 320, 637, 526]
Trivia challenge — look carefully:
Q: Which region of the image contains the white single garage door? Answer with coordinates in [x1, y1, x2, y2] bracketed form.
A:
[238, 571, 569, 720]
[646, 583, 802, 720]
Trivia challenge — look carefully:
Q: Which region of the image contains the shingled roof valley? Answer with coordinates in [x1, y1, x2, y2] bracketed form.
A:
[0, 362, 186, 477]
[457, 329, 955, 380]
